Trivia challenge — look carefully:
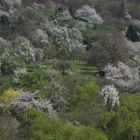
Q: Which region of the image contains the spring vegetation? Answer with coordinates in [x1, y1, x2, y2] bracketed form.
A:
[0, 0, 140, 140]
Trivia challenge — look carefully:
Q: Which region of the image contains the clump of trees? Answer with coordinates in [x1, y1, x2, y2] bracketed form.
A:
[20, 107, 108, 140]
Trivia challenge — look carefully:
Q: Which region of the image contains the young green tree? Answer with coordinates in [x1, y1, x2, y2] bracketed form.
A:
[68, 83, 100, 125]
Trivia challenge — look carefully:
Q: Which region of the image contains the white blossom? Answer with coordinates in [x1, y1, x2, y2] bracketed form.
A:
[68, 28, 84, 49]
[31, 29, 49, 48]
[105, 62, 140, 92]
[12, 36, 36, 63]
[9, 91, 58, 119]
[125, 38, 140, 67]
[133, 20, 140, 30]
[74, 5, 103, 24]
[49, 26, 70, 51]
[100, 85, 120, 109]
[13, 67, 27, 83]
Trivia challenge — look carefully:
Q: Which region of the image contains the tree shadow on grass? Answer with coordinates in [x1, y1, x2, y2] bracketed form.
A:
[80, 71, 97, 76]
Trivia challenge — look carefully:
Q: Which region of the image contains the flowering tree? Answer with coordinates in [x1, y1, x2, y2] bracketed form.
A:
[104, 62, 140, 92]
[100, 85, 120, 110]
[74, 5, 103, 24]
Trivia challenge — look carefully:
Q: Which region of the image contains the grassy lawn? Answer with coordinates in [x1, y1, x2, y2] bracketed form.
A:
[29, 60, 100, 92]
[42, 59, 99, 74]
[84, 25, 106, 42]
[71, 60, 99, 74]
[62, 60, 100, 91]
[41, 60, 100, 82]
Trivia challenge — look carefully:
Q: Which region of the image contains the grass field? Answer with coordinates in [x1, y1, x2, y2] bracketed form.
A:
[40, 59, 100, 91]
[62, 60, 100, 91]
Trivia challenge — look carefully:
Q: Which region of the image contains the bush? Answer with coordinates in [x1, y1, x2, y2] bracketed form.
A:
[0, 59, 18, 75]
[0, 89, 20, 103]
[18, 70, 46, 92]
[71, 83, 100, 105]
[126, 21, 140, 42]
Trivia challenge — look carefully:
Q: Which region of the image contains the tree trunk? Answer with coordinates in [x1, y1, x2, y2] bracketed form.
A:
[121, 0, 132, 21]
[121, 0, 128, 14]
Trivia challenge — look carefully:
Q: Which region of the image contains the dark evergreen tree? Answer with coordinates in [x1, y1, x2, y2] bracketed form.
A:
[126, 24, 140, 42]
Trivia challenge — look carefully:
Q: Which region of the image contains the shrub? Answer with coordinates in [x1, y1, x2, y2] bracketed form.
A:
[0, 59, 18, 75]
[126, 20, 140, 42]
[71, 83, 100, 105]
[0, 89, 20, 103]
[18, 71, 46, 92]
[0, 10, 9, 25]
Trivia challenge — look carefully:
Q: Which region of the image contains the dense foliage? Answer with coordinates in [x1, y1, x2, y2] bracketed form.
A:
[0, 0, 140, 140]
